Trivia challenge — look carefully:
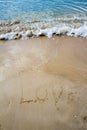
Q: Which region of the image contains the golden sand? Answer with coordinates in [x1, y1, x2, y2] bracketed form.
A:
[0, 36, 87, 130]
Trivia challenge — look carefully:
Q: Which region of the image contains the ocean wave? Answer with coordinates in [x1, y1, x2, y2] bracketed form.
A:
[0, 18, 87, 40]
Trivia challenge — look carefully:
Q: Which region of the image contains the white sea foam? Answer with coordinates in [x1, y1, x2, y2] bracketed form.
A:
[0, 22, 87, 40]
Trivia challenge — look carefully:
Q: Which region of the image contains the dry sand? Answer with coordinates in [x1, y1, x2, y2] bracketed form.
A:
[0, 36, 87, 130]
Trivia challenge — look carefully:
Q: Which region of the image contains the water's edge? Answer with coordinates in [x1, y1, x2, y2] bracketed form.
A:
[0, 0, 87, 40]
[0, 19, 87, 40]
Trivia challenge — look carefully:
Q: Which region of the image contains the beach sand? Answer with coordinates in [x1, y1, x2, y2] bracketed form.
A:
[0, 36, 87, 130]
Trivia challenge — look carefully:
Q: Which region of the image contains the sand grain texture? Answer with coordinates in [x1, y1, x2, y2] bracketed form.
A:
[0, 36, 87, 130]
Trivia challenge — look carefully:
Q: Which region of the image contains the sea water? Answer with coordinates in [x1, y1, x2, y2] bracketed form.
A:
[0, 0, 87, 40]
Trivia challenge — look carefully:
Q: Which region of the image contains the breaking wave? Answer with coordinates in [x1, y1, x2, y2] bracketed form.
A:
[0, 16, 87, 40]
[0, 0, 87, 40]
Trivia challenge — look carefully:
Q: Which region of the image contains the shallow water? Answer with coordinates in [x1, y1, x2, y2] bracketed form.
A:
[0, 0, 87, 39]
[0, 0, 87, 21]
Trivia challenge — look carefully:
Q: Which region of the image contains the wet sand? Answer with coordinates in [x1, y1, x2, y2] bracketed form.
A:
[0, 36, 87, 130]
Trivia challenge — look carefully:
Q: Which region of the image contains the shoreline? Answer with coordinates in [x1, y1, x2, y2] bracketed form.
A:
[0, 21, 87, 40]
[0, 36, 87, 130]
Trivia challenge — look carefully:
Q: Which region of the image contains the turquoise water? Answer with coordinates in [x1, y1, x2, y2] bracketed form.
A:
[0, 0, 87, 21]
[0, 0, 87, 39]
